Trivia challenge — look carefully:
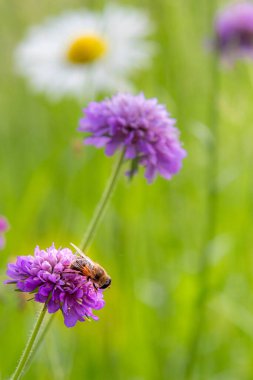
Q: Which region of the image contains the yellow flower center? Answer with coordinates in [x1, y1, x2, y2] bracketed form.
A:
[67, 34, 107, 64]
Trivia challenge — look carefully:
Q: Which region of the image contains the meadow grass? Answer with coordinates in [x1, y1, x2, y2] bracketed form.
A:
[1, 0, 253, 379]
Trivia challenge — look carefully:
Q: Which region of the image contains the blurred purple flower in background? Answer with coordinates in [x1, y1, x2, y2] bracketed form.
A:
[79, 93, 186, 183]
[0, 216, 9, 250]
[214, 2, 253, 62]
[5, 245, 105, 327]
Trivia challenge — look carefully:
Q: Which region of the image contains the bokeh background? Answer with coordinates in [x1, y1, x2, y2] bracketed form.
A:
[1, 0, 253, 379]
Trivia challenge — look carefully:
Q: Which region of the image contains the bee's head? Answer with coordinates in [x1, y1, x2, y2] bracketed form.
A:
[100, 277, 111, 289]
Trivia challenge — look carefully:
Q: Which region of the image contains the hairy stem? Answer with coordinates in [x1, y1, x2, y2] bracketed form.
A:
[80, 149, 125, 251]
[25, 314, 56, 372]
[11, 304, 48, 380]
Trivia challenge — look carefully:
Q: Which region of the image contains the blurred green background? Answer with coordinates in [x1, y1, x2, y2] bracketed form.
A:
[1, 0, 253, 379]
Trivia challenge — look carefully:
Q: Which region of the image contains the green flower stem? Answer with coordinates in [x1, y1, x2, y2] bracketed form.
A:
[11, 303, 48, 380]
[80, 148, 125, 251]
[183, 29, 220, 380]
[25, 314, 56, 372]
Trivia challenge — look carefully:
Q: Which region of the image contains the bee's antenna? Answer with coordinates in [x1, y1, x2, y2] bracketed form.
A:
[70, 242, 85, 257]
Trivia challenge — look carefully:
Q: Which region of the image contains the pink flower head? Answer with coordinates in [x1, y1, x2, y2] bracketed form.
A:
[79, 93, 186, 183]
[215, 2, 253, 62]
[5, 244, 106, 327]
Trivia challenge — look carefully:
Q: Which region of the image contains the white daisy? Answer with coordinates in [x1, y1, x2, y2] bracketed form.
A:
[14, 5, 154, 100]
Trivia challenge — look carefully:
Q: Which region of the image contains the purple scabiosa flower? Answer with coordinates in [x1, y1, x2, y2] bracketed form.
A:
[214, 2, 253, 62]
[5, 245, 106, 327]
[0, 216, 9, 250]
[79, 93, 186, 183]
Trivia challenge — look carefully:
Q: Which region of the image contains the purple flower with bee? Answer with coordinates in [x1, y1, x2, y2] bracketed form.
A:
[5, 244, 107, 327]
[79, 92, 186, 183]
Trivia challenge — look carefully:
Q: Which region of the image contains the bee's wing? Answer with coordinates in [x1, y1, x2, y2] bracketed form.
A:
[70, 243, 95, 267]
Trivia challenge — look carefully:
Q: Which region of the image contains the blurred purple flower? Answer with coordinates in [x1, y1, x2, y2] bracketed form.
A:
[5, 245, 105, 327]
[214, 2, 253, 62]
[79, 93, 186, 183]
[0, 216, 9, 250]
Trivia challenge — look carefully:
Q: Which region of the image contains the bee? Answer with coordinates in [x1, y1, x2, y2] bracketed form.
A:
[70, 243, 111, 290]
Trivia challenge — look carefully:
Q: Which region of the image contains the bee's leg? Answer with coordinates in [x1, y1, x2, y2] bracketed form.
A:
[88, 277, 96, 290]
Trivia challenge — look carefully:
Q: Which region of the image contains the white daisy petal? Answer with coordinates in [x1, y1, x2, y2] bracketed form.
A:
[14, 5, 155, 101]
